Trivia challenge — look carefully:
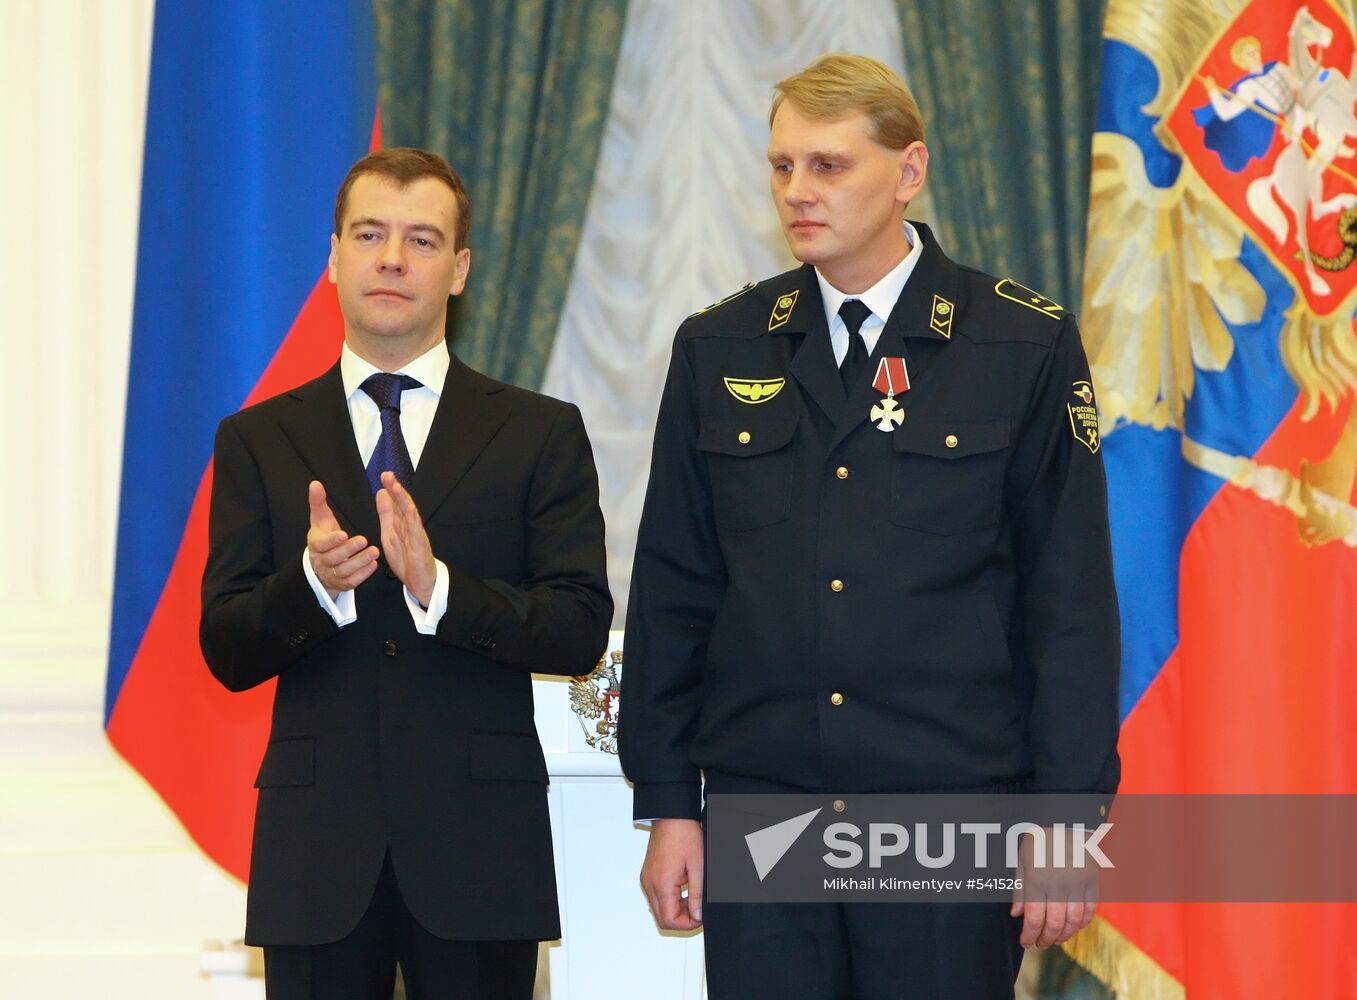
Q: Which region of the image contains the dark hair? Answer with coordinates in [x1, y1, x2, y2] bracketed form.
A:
[333, 147, 472, 250]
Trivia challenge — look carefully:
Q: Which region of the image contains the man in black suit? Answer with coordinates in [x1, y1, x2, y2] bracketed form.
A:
[201, 147, 612, 1000]
[619, 55, 1118, 999]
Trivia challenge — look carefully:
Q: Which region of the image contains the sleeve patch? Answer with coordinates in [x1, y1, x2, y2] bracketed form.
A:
[1068, 380, 1100, 453]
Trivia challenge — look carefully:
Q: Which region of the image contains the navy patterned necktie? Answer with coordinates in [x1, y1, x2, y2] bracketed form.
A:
[360, 372, 422, 494]
[838, 298, 872, 393]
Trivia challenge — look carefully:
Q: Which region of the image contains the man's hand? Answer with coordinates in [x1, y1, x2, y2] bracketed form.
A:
[641, 818, 705, 931]
[307, 481, 378, 597]
[376, 471, 436, 607]
[1011, 827, 1098, 948]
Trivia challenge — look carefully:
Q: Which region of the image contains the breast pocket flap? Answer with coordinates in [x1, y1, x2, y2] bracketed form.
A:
[697, 418, 798, 457]
[892, 420, 1009, 460]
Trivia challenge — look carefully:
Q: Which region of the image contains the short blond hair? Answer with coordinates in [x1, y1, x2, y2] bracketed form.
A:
[770, 53, 925, 149]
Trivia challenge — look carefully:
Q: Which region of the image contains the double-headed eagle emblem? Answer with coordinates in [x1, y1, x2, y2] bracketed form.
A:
[1088, 0, 1357, 545]
[570, 650, 621, 754]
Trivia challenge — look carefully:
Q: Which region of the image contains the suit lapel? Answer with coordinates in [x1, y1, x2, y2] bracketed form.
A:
[412, 354, 512, 519]
[783, 267, 845, 422]
[278, 363, 381, 543]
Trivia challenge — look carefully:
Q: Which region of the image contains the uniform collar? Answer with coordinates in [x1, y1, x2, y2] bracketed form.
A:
[771, 222, 962, 343]
[815, 220, 923, 331]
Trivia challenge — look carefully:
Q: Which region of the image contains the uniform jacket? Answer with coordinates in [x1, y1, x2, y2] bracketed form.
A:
[200, 352, 612, 946]
[619, 224, 1119, 820]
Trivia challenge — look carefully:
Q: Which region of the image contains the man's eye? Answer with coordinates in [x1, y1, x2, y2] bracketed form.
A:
[357, 232, 378, 241]
[816, 161, 840, 172]
[412, 238, 432, 248]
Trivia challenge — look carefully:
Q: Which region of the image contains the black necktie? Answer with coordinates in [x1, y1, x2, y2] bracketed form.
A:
[360, 372, 422, 494]
[838, 299, 872, 393]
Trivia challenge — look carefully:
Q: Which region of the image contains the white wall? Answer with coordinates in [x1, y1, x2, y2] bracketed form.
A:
[0, 3, 252, 998]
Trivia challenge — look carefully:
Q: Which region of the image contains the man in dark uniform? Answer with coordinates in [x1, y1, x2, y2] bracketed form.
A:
[618, 54, 1119, 998]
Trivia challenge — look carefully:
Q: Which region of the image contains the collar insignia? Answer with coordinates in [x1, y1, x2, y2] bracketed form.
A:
[930, 294, 954, 338]
[724, 377, 786, 404]
[768, 289, 799, 330]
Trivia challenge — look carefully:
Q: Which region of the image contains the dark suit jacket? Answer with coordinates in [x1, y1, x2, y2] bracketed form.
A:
[200, 352, 612, 946]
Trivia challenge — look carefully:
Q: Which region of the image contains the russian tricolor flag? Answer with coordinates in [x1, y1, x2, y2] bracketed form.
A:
[107, 1, 377, 881]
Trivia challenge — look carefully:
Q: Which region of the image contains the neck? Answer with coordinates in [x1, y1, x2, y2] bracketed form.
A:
[816, 229, 912, 295]
[345, 328, 444, 372]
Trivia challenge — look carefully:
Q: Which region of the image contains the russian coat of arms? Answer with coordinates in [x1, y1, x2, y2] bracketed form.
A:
[1087, 0, 1357, 546]
[569, 650, 621, 754]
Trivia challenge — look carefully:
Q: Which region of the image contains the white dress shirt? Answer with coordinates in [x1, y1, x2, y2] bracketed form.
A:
[816, 220, 924, 365]
[301, 339, 452, 634]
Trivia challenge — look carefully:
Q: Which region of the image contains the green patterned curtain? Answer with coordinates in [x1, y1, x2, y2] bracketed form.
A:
[374, 0, 627, 387]
[899, 4, 1116, 994]
[896, 0, 1106, 312]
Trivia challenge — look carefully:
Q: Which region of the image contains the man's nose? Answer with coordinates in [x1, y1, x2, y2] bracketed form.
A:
[784, 166, 813, 205]
[377, 240, 406, 272]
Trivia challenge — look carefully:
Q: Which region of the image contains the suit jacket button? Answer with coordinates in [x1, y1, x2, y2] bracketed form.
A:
[383, 639, 398, 656]
[830, 692, 844, 706]
[830, 579, 845, 592]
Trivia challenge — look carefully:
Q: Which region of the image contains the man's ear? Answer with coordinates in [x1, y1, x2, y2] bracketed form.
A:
[896, 141, 929, 208]
[449, 247, 472, 297]
[328, 233, 340, 285]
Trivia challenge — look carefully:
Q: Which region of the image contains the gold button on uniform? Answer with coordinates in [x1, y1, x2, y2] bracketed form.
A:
[835, 466, 849, 479]
[830, 579, 844, 592]
[830, 692, 844, 706]
[833, 799, 846, 813]
[738, 431, 751, 444]
[945, 434, 958, 449]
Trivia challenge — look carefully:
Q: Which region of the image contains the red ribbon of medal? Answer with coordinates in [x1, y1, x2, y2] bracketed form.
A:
[872, 357, 909, 397]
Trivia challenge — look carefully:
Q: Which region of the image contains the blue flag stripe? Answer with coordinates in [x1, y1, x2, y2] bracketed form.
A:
[107, 1, 375, 720]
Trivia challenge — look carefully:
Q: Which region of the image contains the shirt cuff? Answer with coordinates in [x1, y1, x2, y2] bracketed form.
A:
[405, 558, 449, 634]
[302, 547, 356, 626]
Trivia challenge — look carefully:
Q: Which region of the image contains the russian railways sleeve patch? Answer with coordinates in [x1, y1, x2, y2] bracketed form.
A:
[1068, 380, 1100, 453]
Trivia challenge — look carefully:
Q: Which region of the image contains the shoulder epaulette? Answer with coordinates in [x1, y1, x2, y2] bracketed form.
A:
[688, 281, 757, 318]
[993, 278, 1066, 321]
